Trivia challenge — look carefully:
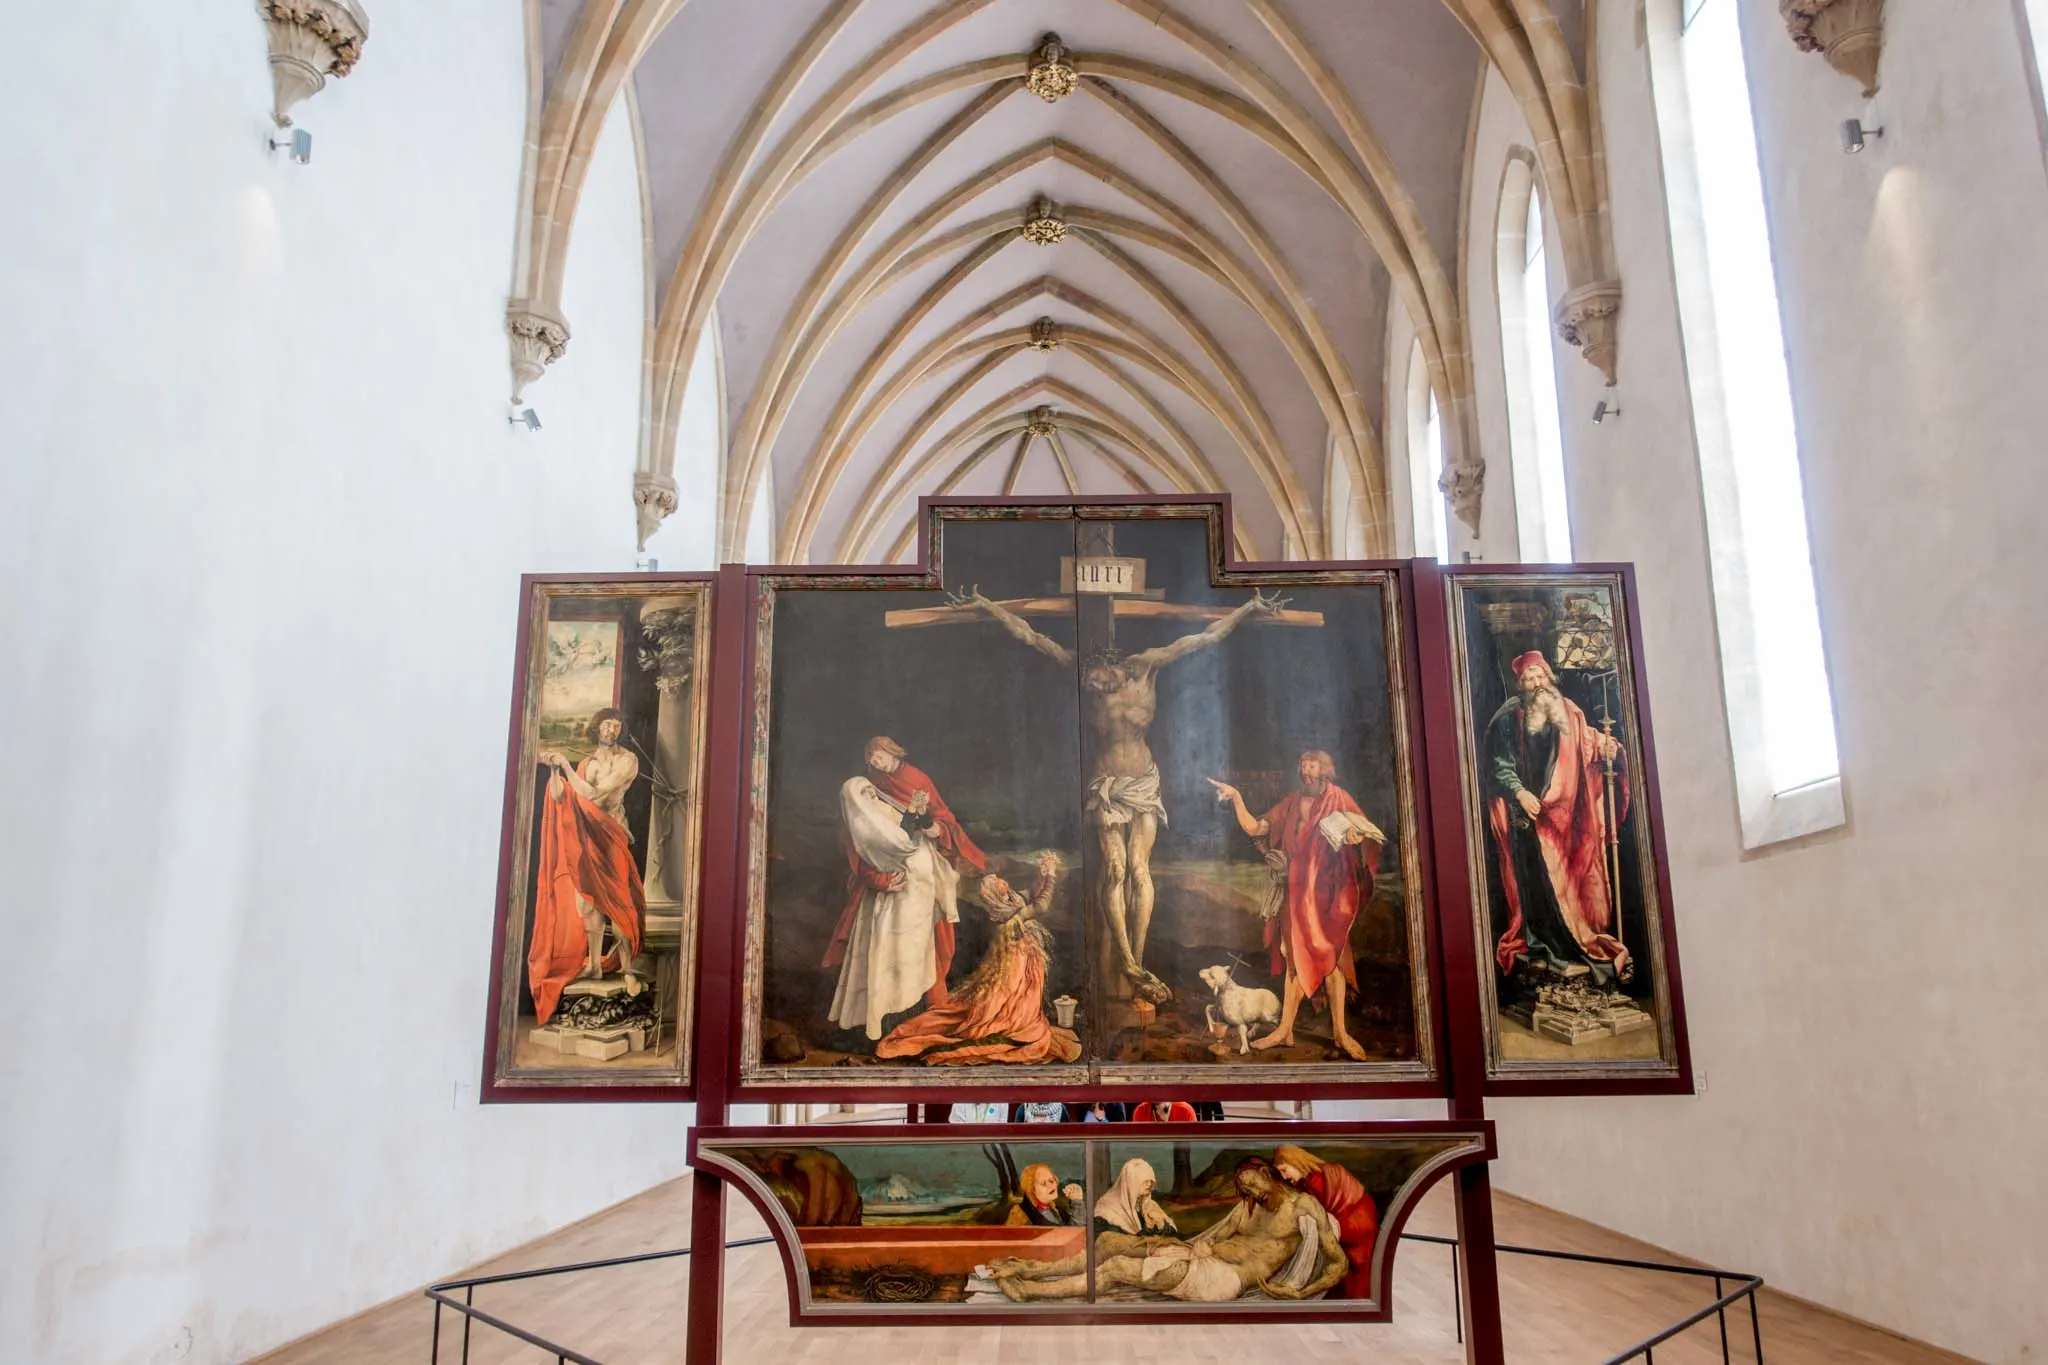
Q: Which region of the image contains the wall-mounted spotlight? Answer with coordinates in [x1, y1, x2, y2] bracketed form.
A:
[267, 127, 313, 164]
[508, 407, 542, 433]
[1840, 118, 1884, 154]
[1592, 399, 1622, 425]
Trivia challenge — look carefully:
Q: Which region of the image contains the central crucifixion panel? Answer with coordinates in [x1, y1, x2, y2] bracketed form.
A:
[738, 503, 1436, 1091]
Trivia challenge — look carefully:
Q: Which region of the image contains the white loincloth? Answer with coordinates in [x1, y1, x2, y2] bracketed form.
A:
[1087, 766, 1169, 828]
[1141, 1214, 1324, 1303]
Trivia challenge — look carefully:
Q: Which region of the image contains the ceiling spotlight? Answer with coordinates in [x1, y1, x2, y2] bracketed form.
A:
[1592, 400, 1621, 425]
[508, 407, 542, 433]
[268, 127, 313, 165]
[1840, 118, 1883, 154]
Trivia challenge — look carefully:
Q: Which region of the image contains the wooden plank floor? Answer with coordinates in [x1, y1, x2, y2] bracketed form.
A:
[258, 1177, 1971, 1365]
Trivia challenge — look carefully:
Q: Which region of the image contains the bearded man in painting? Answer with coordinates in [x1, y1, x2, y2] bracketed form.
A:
[1208, 752, 1385, 1061]
[529, 708, 645, 1025]
[1485, 651, 1630, 982]
[823, 736, 985, 1009]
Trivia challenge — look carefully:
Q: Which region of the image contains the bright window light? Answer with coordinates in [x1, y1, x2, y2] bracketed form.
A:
[1680, 0, 1838, 796]
[1517, 188, 1573, 562]
[1407, 341, 1450, 563]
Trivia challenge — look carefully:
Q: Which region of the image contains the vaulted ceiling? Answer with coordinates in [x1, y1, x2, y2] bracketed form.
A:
[514, 0, 1610, 563]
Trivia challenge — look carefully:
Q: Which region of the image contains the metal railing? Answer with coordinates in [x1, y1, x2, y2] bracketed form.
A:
[1401, 1231, 1765, 1364]
[423, 1231, 1764, 1364]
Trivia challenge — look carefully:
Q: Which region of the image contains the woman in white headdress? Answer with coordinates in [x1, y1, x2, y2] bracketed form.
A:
[828, 776, 959, 1040]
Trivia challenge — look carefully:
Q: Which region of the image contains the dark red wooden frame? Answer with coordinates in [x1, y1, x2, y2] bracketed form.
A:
[478, 571, 716, 1105]
[732, 496, 1452, 1103]
[688, 1118, 1494, 1327]
[1435, 563, 1695, 1098]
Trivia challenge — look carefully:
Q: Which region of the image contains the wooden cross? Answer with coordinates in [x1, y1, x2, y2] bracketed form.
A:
[883, 523, 1325, 636]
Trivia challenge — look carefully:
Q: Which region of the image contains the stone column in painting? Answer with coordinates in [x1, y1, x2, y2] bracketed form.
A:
[637, 594, 701, 1050]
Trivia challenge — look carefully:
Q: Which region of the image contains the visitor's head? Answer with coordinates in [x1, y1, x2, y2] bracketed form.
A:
[1272, 1145, 1324, 1187]
[586, 708, 624, 746]
[1021, 1163, 1060, 1207]
[1082, 649, 1125, 693]
[1297, 750, 1336, 794]
[1234, 1155, 1281, 1205]
[865, 735, 905, 773]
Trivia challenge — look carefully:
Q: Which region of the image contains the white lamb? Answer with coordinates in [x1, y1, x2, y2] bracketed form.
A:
[1198, 963, 1281, 1054]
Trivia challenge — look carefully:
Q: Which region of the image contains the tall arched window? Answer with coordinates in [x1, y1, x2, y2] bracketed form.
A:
[1405, 340, 1449, 562]
[1650, 0, 1843, 845]
[1496, 157, 1574, 562]
[643, 307, 724, 570]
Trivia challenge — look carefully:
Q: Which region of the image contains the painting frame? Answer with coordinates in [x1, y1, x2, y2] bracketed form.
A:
[481, 573, 717, 1101]
[734, 499, 1444, 1098]
[1442, 565, 1693, 1094]
[691, 1119, 1493, 1325]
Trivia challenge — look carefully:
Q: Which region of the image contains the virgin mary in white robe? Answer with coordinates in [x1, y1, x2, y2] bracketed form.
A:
[828, 776, 960, 1039]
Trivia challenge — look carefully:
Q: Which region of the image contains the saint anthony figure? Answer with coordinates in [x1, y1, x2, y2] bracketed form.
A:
[876, 854, 1081, 1064]
[1273, 1145, 1379, 1300]
[952, 587, 1284, 1001]
[1208, 751, 1385, 1061]
[823, 737, 985, 1007]
[529, 709, 645, 1025]
[1485, 652, 1629, 983]
[826, 777, 960, 1040]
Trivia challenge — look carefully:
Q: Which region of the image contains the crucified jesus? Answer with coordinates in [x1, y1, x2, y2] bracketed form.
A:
[947, 585, 1286, 1002]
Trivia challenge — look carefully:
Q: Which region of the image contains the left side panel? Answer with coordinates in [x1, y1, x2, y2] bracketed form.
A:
[485, 576, 716, 1097]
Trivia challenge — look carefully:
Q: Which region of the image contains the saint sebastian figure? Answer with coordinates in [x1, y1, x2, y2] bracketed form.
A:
[823, 737, 985, 1008]
[953, 587, 1283, 1001]
[1208, 751, 1384, 1061]
[876, 855, 1081, 1065]
[1273, 1145, 1379, 1300]
[529, 708, 645, 1026]
[1485, 652, 1629, 982]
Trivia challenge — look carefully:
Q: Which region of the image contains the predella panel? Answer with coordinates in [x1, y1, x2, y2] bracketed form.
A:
[1446, 571, 1686, 1083]
[692, 1124, 1490, 1320]
[741, 505, 1434, 1090]
[485, 577, 713, 1094]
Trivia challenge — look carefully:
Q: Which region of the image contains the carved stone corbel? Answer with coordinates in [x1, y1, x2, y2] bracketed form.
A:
[257, 0, 369, 127]
[1029, 318, 1063, 351]
[506, 299, 571, 402]
[634, 472, 679, 550]
[1555, 280, 1623, 387]
[1439, 459, 1485, 538]
[1781, 0, 1885, 97]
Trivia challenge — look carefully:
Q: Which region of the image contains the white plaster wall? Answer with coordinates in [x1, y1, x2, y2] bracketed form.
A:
[1480, 4, 2048, 1361]
[0, 7, 688, 1363]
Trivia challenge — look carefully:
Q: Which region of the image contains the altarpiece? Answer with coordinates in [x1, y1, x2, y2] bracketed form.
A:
[478, 497, 1692, 1362]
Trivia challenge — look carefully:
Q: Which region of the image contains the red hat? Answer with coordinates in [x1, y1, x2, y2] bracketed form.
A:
[1510, 651, 1554, 678]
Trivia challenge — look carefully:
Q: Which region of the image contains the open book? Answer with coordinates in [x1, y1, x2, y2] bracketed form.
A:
[1317, 809, 1386, 851]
